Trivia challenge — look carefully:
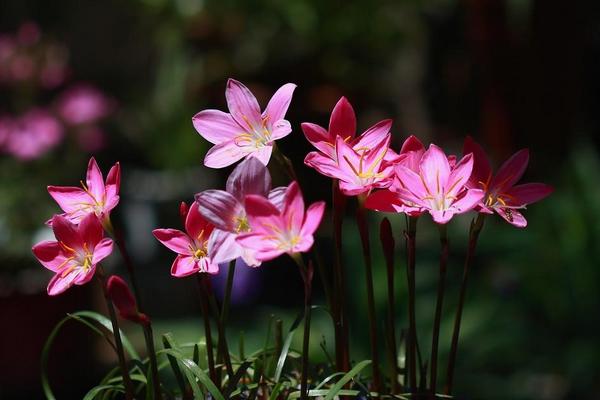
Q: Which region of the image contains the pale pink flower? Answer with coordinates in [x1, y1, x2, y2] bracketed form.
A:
[47, 157, 120, 224]
[57, 84, 114, 125]
[153, 201, 220, 277]
[1, 109, 64, 160]
[463, 136, 553, 227]
[32, 213, 113, 296]
[392, 144, 485, 224]
[236, 181, 325, 262]
[195, 157, 285, 267]
[302, 97, 398, 195]
[193, 79, 296, 168]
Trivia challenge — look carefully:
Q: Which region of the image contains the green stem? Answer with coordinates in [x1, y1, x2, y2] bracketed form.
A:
[143, 323, 162, 399]
[382, 220, 399, 393]
[355, 196, 381, 392]
[196, 274, 217, 385]
[429, 224, 448, 395]
[291, 254, 312, 400]
[445, 213, 485, 395]
[221, 260, 236, 325]
[97, 268, 134, 400]
[406, 216, 419, 392]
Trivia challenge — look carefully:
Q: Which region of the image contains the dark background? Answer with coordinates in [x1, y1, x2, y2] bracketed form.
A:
[1, 0, 599, 399]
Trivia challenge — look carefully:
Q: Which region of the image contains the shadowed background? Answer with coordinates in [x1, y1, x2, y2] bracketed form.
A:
[1, 0, 599, 399]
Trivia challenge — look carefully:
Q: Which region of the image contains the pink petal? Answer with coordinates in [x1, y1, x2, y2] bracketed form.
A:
[400, 135, 425, 154]
[32, 241, 68, 272]
[268, 186, 287, 210]
[86, 157, 106, 202]
[202, 258, 220, 275]
[304, 152, 343, 179]
[300, 201, 325, 237]
[329, 97, 356, 140]
[192, 109, 242, 144]
[419, 144, 451, 196]
[185, 202, 213, 239]
[496, 207, 527, 228]
[430, 209, 455, 225]
[105, 162, 120, 211]
[74, 265, 97, 285]
[293, 235, 314, 253]
[171, 255, 200, 278]
[270, 119, 292, 140]
[208, 229, 242, 264]
[244, 194, 280, 218]
[463, 136, 491, 188]
[196, 190, 241, 231]
[153, 229, 193, 255]
[301, 123, 335, 156]
[236, 233, 283, 261]
[226, 157, 271, 201]
[338, 181, 370, 196]
[283, 182, 305, 232]
[491, 149, 529, 192]
[204, 140, 248, 168]
[78, 213, 104, 247]
[244, 194, 283, 235]
[250, 145, 273, 165]
[445, 153, 474, 198]
[225, 79, 262, 129]
[450, 189, 485, 214]
[264, 83, 296, 123]
[394, 165, 428, 200]
[47, 186, 91, 215]
[503, 183, 553, 206]
[51, 215, 82, 250]
[92, 238, 114, 264]
[47, 270, 79, 296]
[353, 119, 392, 149]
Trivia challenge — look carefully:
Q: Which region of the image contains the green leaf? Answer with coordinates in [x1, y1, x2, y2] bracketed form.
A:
[82, 384, 124, 400]
[41, 311, 138, 400]
[274, 311, 304, 382]
[224, 361, 252, 398]
[162, 333, 188, 397]
[323, 360, 371, 400]
[314, 372, 345, 390]
[267, 381, 285, 400]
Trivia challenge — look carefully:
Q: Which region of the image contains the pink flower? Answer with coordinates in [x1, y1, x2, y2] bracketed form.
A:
[153, 201, 220, 277]
[236, 182, 325, 262]
[302, 97, 398, 196]
[193, 79, 296, 168]
[106, 275, 149, 325]
[195, 157, 285, 267]
[365, 135, 426, 215]
[57, 84, 114, 125]
[1, 109, 64, 161]
[47, 157, 120, 224]
[391, 144, 485, 224]
[463, 137, 553, 227]
[32, 213, 113, 296]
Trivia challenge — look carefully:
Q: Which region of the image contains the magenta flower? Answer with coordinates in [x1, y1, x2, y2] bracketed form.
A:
[463, 137, 553, 227]
[57, 84, 114, 125]
[0, 109, 64, 161]
[32, 214, 113, 296]
[236, 182, 325, 262]
[193, 79, 296, 168]
[47, 157, 120, 224]
[195, 157, 285, 267]
[392, 144, 485, 224]
[153, 201, 220, 277]
[302, 97, 397, 196]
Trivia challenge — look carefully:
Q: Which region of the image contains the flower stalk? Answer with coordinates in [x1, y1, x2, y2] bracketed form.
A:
[405, 216, 419, 391]
[356, 194, 381, 392]
[195, 274, 217, 385]
[445, 213, 485, 394]
[429, 223, 448, 395]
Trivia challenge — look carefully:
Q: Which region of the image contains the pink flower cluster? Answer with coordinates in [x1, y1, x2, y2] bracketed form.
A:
[0, 22, 114, 160]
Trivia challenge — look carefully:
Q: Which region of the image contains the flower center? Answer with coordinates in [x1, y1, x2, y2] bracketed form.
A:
[234, 215, 250, 233]
[343, 147, 388, 181]
[59, 241, 94, 277]
[234, 115, 271, 149]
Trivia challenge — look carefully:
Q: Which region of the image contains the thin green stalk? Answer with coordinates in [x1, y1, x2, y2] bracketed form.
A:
[429, 224, 448, 395]
[445, 213, 485, 395]
[196, 274, 217, 385]
[221, 260, 236, 325]
[143, 323, 162, 399]
[405, 216, 419, 392]
[355, 196, 381, 392]
[97, 267, 134, 400]
[291, 254, 313, 400]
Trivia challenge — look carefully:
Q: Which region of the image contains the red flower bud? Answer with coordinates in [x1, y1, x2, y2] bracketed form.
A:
[106, 275, 149, 325]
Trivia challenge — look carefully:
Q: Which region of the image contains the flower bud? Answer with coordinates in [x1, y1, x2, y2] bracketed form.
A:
[106, 275, 149, 325]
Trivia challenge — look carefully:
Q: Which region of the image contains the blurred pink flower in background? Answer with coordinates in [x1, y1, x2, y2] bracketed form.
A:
[0, 109, 64, 160]
[57, 84, 114, 126]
